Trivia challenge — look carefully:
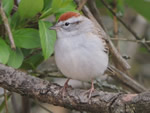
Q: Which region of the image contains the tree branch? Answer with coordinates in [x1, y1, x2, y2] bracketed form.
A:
[109, 65, 146, 93]
[86, 0, 105, 33]
[76, 0, 87, 11]
[0, 64, 150, 113]
[100, 0, 150, 52]
[110, 38, 150, 43]
[0, 2, 16, 49]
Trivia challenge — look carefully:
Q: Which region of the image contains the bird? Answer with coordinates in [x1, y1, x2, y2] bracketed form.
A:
[50, 12, 109, 98]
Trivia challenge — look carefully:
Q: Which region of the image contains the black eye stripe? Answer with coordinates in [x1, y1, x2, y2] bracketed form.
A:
[65, 22, 70, 26]
[63, 21, 82, 27]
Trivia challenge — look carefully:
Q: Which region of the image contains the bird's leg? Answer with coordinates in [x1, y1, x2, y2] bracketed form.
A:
[88, 80, 95, 99]
[60, 78, 70, 96]
[84, 80, 95, 99]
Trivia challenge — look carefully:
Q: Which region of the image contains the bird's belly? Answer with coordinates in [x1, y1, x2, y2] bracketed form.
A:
[54, 38, 108, 82]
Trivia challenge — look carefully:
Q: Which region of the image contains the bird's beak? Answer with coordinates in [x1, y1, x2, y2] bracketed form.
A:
[49, 25, 59, 30]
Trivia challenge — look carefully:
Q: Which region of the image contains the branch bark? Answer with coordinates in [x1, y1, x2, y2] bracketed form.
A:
[0, 2, 16, 49]
[0, 64, 150, 113]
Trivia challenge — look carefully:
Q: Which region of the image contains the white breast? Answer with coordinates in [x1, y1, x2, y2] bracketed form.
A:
[54, 33, 108, 82]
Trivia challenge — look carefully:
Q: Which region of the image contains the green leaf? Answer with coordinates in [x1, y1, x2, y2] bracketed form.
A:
[40, 0, 62, 18]
[7, 48, 24, 68]
[40, 0, 52, 18]
[57, 0, 76, 12]
[52, 0, 76, 14]
[10, 12, 23, 29]
[55, 0, 77, 20]
[43, 0, 52, 11]
[22, 52, 43, 70]
[40, 8, 53, 19]
[51, 0, 63, 11]
[125, 0, 150, 21]
[38, 20, 56, 60]
[2, 0, 14, 16]
[0, 38, 10, 64]
[13, 28, 41, 49]
[41, 0, 77, 19]
[18, 0, 44, 19]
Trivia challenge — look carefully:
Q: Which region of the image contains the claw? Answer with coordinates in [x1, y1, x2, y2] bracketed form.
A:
[84, 80, 94, 99]
[59, 78, 70, 97]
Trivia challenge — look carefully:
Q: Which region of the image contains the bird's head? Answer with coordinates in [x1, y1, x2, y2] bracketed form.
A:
[50, 12, 93, 37]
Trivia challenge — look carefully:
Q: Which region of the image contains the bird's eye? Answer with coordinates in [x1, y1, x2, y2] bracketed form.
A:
[64, 22, 70, 26]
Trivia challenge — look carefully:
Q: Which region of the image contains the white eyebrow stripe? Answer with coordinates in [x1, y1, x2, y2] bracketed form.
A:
[57, 16, 83, 26]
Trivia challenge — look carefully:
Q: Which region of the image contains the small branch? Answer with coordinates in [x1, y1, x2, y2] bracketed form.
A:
[86, 0, 105, 30]
[76, 0, 87, 11]
[0, 64, 150, 113]
[31, 70, 65, 78]
[111, 38, 150, 43]
[0, 3, 16, 49]
[14, 0, 18, 6]
[0, 91, 11, 98]
[100, 0, 150, 52]
[4, 89, 9, 113]
[108, 65, 146, 93]
[25, 48, 41, 59]
[112, 0, 119, 50]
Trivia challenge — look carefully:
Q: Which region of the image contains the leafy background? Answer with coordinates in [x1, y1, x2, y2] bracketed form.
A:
[0, 0, 149, 69]
[0, 0, 77, 69]
[0, 0, 150, 113]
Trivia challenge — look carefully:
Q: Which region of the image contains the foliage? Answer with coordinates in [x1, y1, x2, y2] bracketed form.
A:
[0, 0, 77, 69]
[125, 0, 150, 21]
[0, 0, 149, 70]
[96, 0, 150, 22]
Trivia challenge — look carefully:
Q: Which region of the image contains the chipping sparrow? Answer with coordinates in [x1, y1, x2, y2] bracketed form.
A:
[51, 12, 109, 98]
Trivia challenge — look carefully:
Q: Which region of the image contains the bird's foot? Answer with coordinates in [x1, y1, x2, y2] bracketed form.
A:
[84, 81, 95, 99]
[84, 86, 94, 99]
[59, 78, 70, 97]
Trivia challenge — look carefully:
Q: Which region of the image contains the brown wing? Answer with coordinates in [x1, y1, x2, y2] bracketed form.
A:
[101, 36, 109, 54]
[93, 26, 109, 54]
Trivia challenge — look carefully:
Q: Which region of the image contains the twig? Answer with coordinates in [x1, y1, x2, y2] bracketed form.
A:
[108, 65, 146, 93]
[76, 0, 87, 11]
[111, 38, 150, 43]
[100, 0, 150, 52]
[112, 0, 119, 50]
[14, 0, 18, 6]
[31, 70, 65, 78]
[0, 91, 11, 98]
[4, 89, 9, 113]
[0, 2, 16, 49]
[86, 0, 105, 30]
[25, 48, 42, 59]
